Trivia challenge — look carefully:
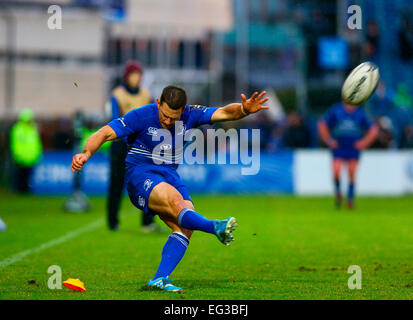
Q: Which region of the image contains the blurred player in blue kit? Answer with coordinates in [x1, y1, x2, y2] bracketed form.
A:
[71, 86, 269, 292]
[318, 101, 378, 209]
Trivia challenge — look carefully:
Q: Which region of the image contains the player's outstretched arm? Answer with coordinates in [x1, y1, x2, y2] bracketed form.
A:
[318, 120, 338, 149]
[210, 91, 269, 123]
[71, 125, 117, 172]
[354, 124, 379, 150]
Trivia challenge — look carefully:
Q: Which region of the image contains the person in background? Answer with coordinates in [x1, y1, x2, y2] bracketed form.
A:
[402, 124, 413, 148]
[282, 111, 311, 148]
[318, 101, 378, 209]
[53, 117, 74, 150]
[364, 20, 380, 63]
[393, 83, 413, 147]
[10, 108, 42, 193]
[370, 117, 396, 149]
[398, 16, 413, 62]
[106, 61, 161, 232]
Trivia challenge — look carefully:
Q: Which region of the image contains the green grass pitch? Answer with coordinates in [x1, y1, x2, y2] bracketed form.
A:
[1, 194, 413, 300]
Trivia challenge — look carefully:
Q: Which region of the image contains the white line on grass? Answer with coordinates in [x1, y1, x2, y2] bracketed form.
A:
[0, 219, 104, 269]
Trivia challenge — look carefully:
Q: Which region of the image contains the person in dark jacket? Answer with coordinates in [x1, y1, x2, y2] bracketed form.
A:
[106, 61, 161, 232]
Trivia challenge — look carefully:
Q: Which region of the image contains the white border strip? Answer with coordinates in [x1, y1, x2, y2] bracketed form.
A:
[0, 219, 104, 269]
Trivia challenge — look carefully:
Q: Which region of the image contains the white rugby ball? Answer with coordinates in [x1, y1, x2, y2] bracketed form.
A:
[341, 62, 380, 105]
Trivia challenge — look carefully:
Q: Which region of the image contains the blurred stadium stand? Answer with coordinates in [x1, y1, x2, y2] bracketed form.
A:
[0, 61, 106, 117]
[0, 0, 412, 191]
[0, 3, 106, 118]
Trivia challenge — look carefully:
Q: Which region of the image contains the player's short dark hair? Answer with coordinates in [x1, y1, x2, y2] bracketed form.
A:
[160, 85, 187, 110]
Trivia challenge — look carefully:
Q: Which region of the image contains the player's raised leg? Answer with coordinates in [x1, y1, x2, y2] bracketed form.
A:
[332, 158, 343, 208]
[149, 182, 237, 245]
[347, 159, 358, 209]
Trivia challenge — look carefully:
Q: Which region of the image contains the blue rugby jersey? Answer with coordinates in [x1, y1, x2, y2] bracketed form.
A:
[323, 102, 373, 149]
[108, 103, 218, 169]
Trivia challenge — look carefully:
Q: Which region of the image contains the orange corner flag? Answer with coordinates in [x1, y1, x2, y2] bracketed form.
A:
[62, 278, 86, 292]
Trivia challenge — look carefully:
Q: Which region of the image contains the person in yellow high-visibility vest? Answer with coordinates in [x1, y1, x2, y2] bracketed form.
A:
[10, 108, 42, 193]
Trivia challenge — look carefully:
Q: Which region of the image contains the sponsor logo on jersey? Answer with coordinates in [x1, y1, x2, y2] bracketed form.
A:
[147, 127, 158, 136]
[189, 105, 204, 110]
[143, 179, 153, 192]
[160, 144, 172, 151]
[138, 196, 145, 207]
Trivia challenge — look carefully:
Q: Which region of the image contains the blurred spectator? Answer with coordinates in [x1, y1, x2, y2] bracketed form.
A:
[254, 111, 277, 150]
[306, 8, 330, 37]
[10, 109, 43, 193]
[54, 117, 74, 150]
[402, 125, 413, 148]
[370, 82, 413, 148]
[303, 8, 331, 78]
[282, 111, 311, 148]
[370, 82, 394, 117]
[266, 125, 285, 152]
[393, 83, 413, 147]
[394, 83, 413, 109]
[364, 20, 380, 62]
[398, 16, 413, 62]
[38, 119, 57, 151]
[370, 117, 396, 149]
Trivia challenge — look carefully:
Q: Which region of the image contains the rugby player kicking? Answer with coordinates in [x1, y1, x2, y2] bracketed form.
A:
[71, 85, 269, 292]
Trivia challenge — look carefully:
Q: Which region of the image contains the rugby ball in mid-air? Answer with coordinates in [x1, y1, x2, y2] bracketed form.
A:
[341, 62, 380, 105]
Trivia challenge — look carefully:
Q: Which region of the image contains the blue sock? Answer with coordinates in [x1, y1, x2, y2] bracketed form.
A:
[153, 232, 189, 280]
[177, 208, 215, 234]
[334, 178, 341, 197]
[348, 183, 355, 201]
